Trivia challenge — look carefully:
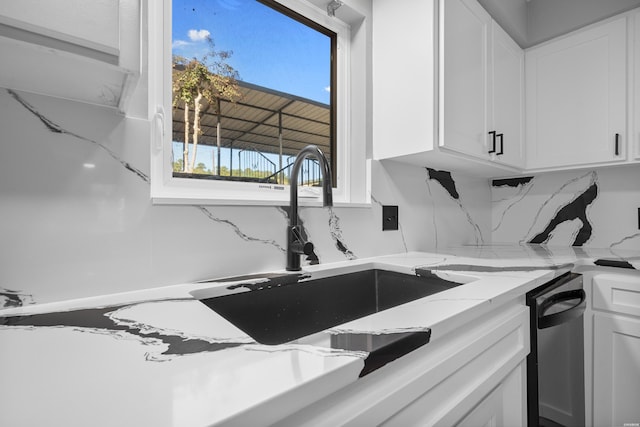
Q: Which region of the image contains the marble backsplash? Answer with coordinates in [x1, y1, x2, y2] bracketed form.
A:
[0, 89, 491, 308]
[492, 166, 640, 250]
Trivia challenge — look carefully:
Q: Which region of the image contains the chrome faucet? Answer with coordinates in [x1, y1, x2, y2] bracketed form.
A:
[287, 145, 333, 271]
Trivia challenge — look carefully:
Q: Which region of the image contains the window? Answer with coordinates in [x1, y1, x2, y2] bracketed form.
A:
[149, 0, 370, 206]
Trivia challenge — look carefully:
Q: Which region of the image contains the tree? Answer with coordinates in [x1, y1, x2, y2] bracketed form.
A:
[173, 37, 241, 173]
[193, 162, 211, 174]
[172, 158, 184, 172]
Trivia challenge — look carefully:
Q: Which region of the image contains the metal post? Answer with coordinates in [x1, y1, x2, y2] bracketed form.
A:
[278, 111, 283, 184]
[216, 98, 221, 176]
[229, 142, 233, 177]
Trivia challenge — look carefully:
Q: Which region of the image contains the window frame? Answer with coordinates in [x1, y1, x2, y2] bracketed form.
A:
[149, 0, 370, 206]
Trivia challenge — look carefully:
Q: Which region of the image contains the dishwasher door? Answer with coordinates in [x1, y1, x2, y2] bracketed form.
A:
[527, 272, 586, 427]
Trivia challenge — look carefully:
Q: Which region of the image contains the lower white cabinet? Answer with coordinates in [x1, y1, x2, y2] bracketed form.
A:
[593, 313, 640, 427]
[456, 365, 524, 427]
[591, 271, 640, 427]
[274, 302, 529, 426]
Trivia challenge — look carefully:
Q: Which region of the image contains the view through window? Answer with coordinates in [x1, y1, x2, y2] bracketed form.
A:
[171, 0, 336, 187]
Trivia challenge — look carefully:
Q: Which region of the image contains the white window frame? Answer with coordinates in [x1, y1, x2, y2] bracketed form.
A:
[148, 0, 371, 206]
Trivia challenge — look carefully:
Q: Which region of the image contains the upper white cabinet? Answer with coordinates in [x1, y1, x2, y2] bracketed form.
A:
[440, 0, 491, 161]
[0, 0, 140, 113]
[491, 23, 525, 168]
[373, 0, 524, 176]
[372, 0, 437, 163]
[525, 17, 627, 170]
[635, 10, 640, 160]
[440, 0, 524, 169]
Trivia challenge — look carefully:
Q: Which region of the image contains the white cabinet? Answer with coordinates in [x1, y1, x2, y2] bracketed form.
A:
[0, 0, 140, 112]
[593, 314, 640, 427]
[591, 271, 640, 427]
[440, 0, 524, 169]
[275, 303, 529, 426]
[456, 364, 524, 427]
[635, 10, 640, 160]
[525, 17, 627, 170]
[490, 23, 525, 168]
[0, 0, 119, 54]
[440, 0, 491, 160]
[373, 0, 524, 177]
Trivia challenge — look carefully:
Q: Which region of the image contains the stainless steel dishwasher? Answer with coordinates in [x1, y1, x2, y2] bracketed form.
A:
[526, 272, 586, 427]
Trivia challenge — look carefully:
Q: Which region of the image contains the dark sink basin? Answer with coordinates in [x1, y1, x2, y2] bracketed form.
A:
[194, 269, 464, 345]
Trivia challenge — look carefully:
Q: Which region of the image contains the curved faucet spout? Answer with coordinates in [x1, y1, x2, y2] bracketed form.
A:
[287, 145, 333, 271]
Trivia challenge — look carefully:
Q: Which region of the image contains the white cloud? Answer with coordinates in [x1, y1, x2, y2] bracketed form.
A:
[324, 86, 331, 93]
[172, 40, 190, 49]
[188, 29, 211, 42]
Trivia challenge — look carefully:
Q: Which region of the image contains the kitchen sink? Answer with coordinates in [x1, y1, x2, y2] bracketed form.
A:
[192, 269, 467, 345]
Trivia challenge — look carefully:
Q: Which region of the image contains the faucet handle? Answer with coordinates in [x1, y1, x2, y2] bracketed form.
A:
[301, 241, 314, 256]
[290, 226, 314, 256]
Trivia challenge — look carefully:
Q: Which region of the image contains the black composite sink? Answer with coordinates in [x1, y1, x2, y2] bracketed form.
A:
[195, 269, 464, 345]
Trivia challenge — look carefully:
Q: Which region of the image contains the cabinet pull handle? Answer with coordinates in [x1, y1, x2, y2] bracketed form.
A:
[488, 131, 496, 154]
[615, 133, 620, 156]
[496, 133, 504, 155]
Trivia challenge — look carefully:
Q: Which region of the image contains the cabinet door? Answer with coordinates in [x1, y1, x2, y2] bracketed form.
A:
[440, 0, 491, 159]
[490, 23, 524, 168]
[526, 17, 627, 169]
[635, 11, 640, 160]
[457, 383, 504, 427]
[593, 313, 640, 427]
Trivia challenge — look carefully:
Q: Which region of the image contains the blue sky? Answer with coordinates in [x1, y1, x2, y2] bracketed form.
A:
[172, 0, 331, 105]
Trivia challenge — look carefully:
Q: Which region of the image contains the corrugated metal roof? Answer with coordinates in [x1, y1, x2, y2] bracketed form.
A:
[172, 80, 331, 158]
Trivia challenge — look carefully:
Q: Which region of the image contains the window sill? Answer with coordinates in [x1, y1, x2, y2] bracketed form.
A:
[150, 157, 372, 207]
[151, 195, 372, 208]
[150, 181, 371, 207]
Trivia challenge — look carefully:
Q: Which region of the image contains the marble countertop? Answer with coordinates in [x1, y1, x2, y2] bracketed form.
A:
[1, 244, 638, 427]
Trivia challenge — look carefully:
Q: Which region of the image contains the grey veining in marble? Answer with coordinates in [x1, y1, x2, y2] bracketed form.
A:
[8, 89, 149, 183]
[328, 208, 357, 260]
[195, 205, 286, 253]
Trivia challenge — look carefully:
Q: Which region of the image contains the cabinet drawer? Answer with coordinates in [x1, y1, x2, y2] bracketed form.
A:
[592, 272, 640, 316]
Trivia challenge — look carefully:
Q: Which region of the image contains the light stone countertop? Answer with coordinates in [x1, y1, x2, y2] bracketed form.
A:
[1, 244, 638, 427]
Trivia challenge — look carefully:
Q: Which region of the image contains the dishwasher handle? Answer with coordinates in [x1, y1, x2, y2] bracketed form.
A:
[538, 289, 586, 329]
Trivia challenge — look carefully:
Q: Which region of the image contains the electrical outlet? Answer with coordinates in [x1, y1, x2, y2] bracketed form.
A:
[382, 205, 399, 231]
